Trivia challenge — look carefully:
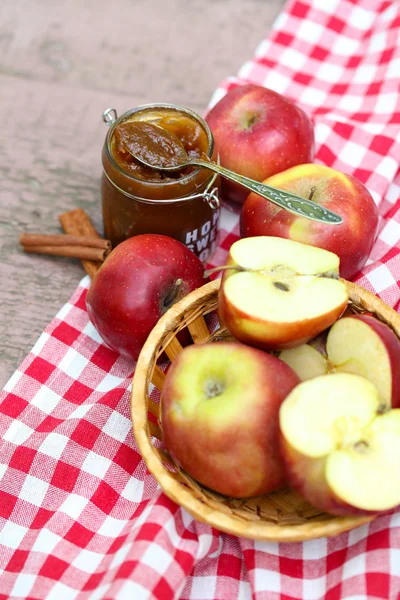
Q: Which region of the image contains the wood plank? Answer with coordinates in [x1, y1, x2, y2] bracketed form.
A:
[0, 0, 283, 108]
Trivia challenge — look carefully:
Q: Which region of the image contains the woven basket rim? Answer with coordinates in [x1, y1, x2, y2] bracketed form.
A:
[131, 278, 400, 541]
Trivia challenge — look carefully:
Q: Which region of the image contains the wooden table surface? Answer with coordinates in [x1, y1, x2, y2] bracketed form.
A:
[0, 0, 284, 387]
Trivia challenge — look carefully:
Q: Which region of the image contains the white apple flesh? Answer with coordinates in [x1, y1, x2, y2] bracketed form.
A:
[279, 344, 328, 381]
[280, 373, 400, 516]
[161, 342, 300, 498]
[218, 237, 349, 350]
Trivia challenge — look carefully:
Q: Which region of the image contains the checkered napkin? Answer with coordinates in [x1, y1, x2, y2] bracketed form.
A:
[1, 1, 400, 598]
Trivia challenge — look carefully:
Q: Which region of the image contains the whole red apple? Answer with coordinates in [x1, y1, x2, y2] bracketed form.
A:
[205, 84, 314, 206]
[86, 234, 206, 361]
[240, 164, 379, 280]
[161, 342, 300, 498]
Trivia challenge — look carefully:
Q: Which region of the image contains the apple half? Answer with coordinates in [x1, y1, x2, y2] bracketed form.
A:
[279, 314, 400, 407]
[280, 372, 400, 516]
[218, 237, 349, 350]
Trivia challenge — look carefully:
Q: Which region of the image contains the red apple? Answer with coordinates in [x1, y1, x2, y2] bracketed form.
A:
[205, 84, 314, 206]
[240, 164, 379, 280]
[161, 342, 300, 498]
[86, 234, 206, 361]
[279, 314, 400, 408]
[280, 373, 400, 516]
[218, 236, 348, 351]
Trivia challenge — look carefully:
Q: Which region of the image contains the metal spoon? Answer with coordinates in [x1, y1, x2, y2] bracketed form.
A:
[120, 121, 342, 225]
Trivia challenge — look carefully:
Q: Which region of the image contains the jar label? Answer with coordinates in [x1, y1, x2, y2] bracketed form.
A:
[185, 209, 220, 262]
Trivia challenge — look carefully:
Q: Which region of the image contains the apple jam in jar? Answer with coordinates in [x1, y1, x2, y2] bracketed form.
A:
[101, 104, 220, 263]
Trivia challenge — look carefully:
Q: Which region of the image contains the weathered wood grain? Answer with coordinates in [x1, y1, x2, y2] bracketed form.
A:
[0, 0, 284, 387]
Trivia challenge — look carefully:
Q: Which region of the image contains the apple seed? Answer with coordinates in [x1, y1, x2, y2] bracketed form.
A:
[354, 440, 369, 453]
[273, 281, 290, 291]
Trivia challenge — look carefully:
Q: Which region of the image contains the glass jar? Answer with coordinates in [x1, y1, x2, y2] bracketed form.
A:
[101, 103, 220, 263]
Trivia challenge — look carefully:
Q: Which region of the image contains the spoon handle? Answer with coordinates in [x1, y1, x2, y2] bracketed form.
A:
[192, 159, 342, 225]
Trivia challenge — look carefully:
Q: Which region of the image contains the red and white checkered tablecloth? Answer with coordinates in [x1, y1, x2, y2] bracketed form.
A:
[1, 0, 400, 598]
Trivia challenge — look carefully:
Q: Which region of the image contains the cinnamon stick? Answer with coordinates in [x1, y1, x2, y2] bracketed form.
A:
[59, 209, 105, 279]
[20, 233, 111, 251]
[22, 244, 109, 262]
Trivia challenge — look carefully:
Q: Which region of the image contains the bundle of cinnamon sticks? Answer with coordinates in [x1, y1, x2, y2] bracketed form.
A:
[20, 208, 111, 279]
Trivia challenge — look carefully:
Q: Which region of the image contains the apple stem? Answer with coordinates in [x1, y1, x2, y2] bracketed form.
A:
[203, 265, 247, 278]
[308, 186, 317, 201]
[163, 278, 183, 310]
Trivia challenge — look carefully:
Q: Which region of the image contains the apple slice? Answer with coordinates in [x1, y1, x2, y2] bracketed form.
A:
[218, 237, 348, 350]
[327, 314, 400, 408]
[280, 372, 400, 516]
[279, 315, 400, 407]
[279, 344, 328, 381]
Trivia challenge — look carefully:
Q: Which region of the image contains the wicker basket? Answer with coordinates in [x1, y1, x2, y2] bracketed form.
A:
[131, 278, 400, 542]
